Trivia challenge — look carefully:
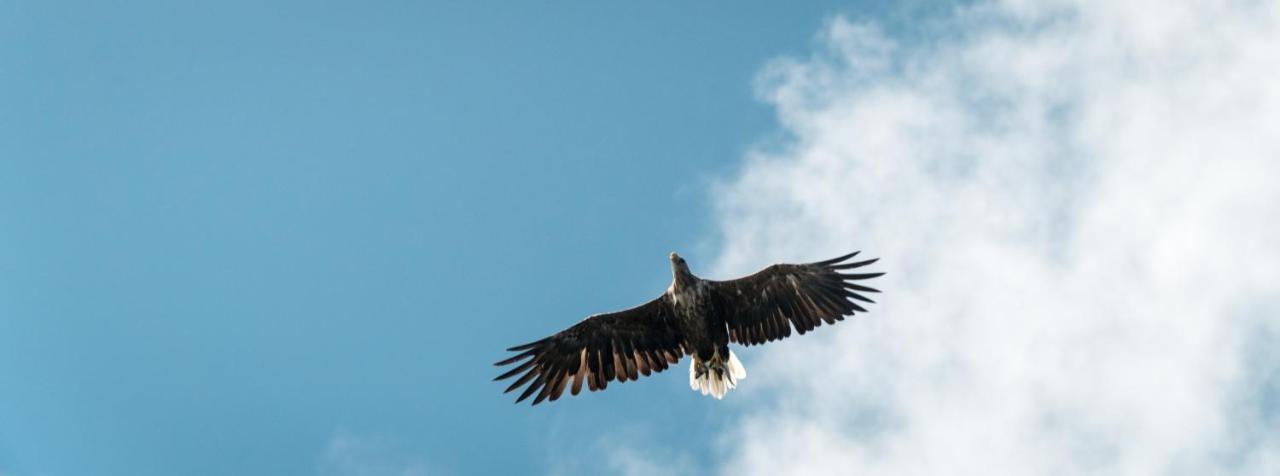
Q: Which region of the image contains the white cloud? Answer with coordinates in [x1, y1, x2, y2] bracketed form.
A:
[318, 430, 431, 476]
[548, 424, 701, 476]
[601, 439, 699, 476]
[704, 1, 1280, 474]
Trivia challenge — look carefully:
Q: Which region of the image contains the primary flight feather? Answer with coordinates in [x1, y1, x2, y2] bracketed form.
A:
[494, 251, 884, 405]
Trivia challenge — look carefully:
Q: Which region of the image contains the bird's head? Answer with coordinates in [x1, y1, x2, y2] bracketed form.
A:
[669, 252, 694, 286]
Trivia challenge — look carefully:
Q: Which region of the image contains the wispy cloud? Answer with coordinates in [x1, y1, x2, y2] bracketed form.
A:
[601, 438, 699, 476]
[318, 430, 432, 476]
[551, 424, 702, 476]
[703, 1, 1280, 474]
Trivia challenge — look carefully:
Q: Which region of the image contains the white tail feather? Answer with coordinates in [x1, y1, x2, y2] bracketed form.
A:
[689, 349, 747, 399]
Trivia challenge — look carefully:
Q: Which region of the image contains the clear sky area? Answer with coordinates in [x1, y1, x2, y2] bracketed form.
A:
[2, 2, 899, 475]
[5, 1, 1279, 475]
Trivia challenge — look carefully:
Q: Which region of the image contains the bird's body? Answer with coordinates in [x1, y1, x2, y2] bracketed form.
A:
[495, 251, 883, 404]
[668, 272, 724, 362]
[667, 276, 739, 397]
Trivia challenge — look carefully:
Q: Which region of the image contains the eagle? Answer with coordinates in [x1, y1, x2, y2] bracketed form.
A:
[494, 251, 883, 405]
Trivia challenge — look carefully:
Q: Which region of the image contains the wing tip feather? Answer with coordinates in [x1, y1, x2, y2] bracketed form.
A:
[829, 257, 879, 270]
[506, 339, 546, 352]
[839, 271, 886, 280]
[814, 251, 860, 265]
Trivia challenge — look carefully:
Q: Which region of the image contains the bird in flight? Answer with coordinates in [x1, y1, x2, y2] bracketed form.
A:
[494, 251, 884, 405]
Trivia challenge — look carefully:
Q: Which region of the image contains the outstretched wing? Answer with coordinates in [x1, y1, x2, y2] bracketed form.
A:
[494, 296, 686, 405]
[711, 251, 883, 346]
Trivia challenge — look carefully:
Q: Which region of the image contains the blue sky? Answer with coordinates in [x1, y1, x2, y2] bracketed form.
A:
[0, 2, 905, 475]
[8, 2, 1280, 475]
